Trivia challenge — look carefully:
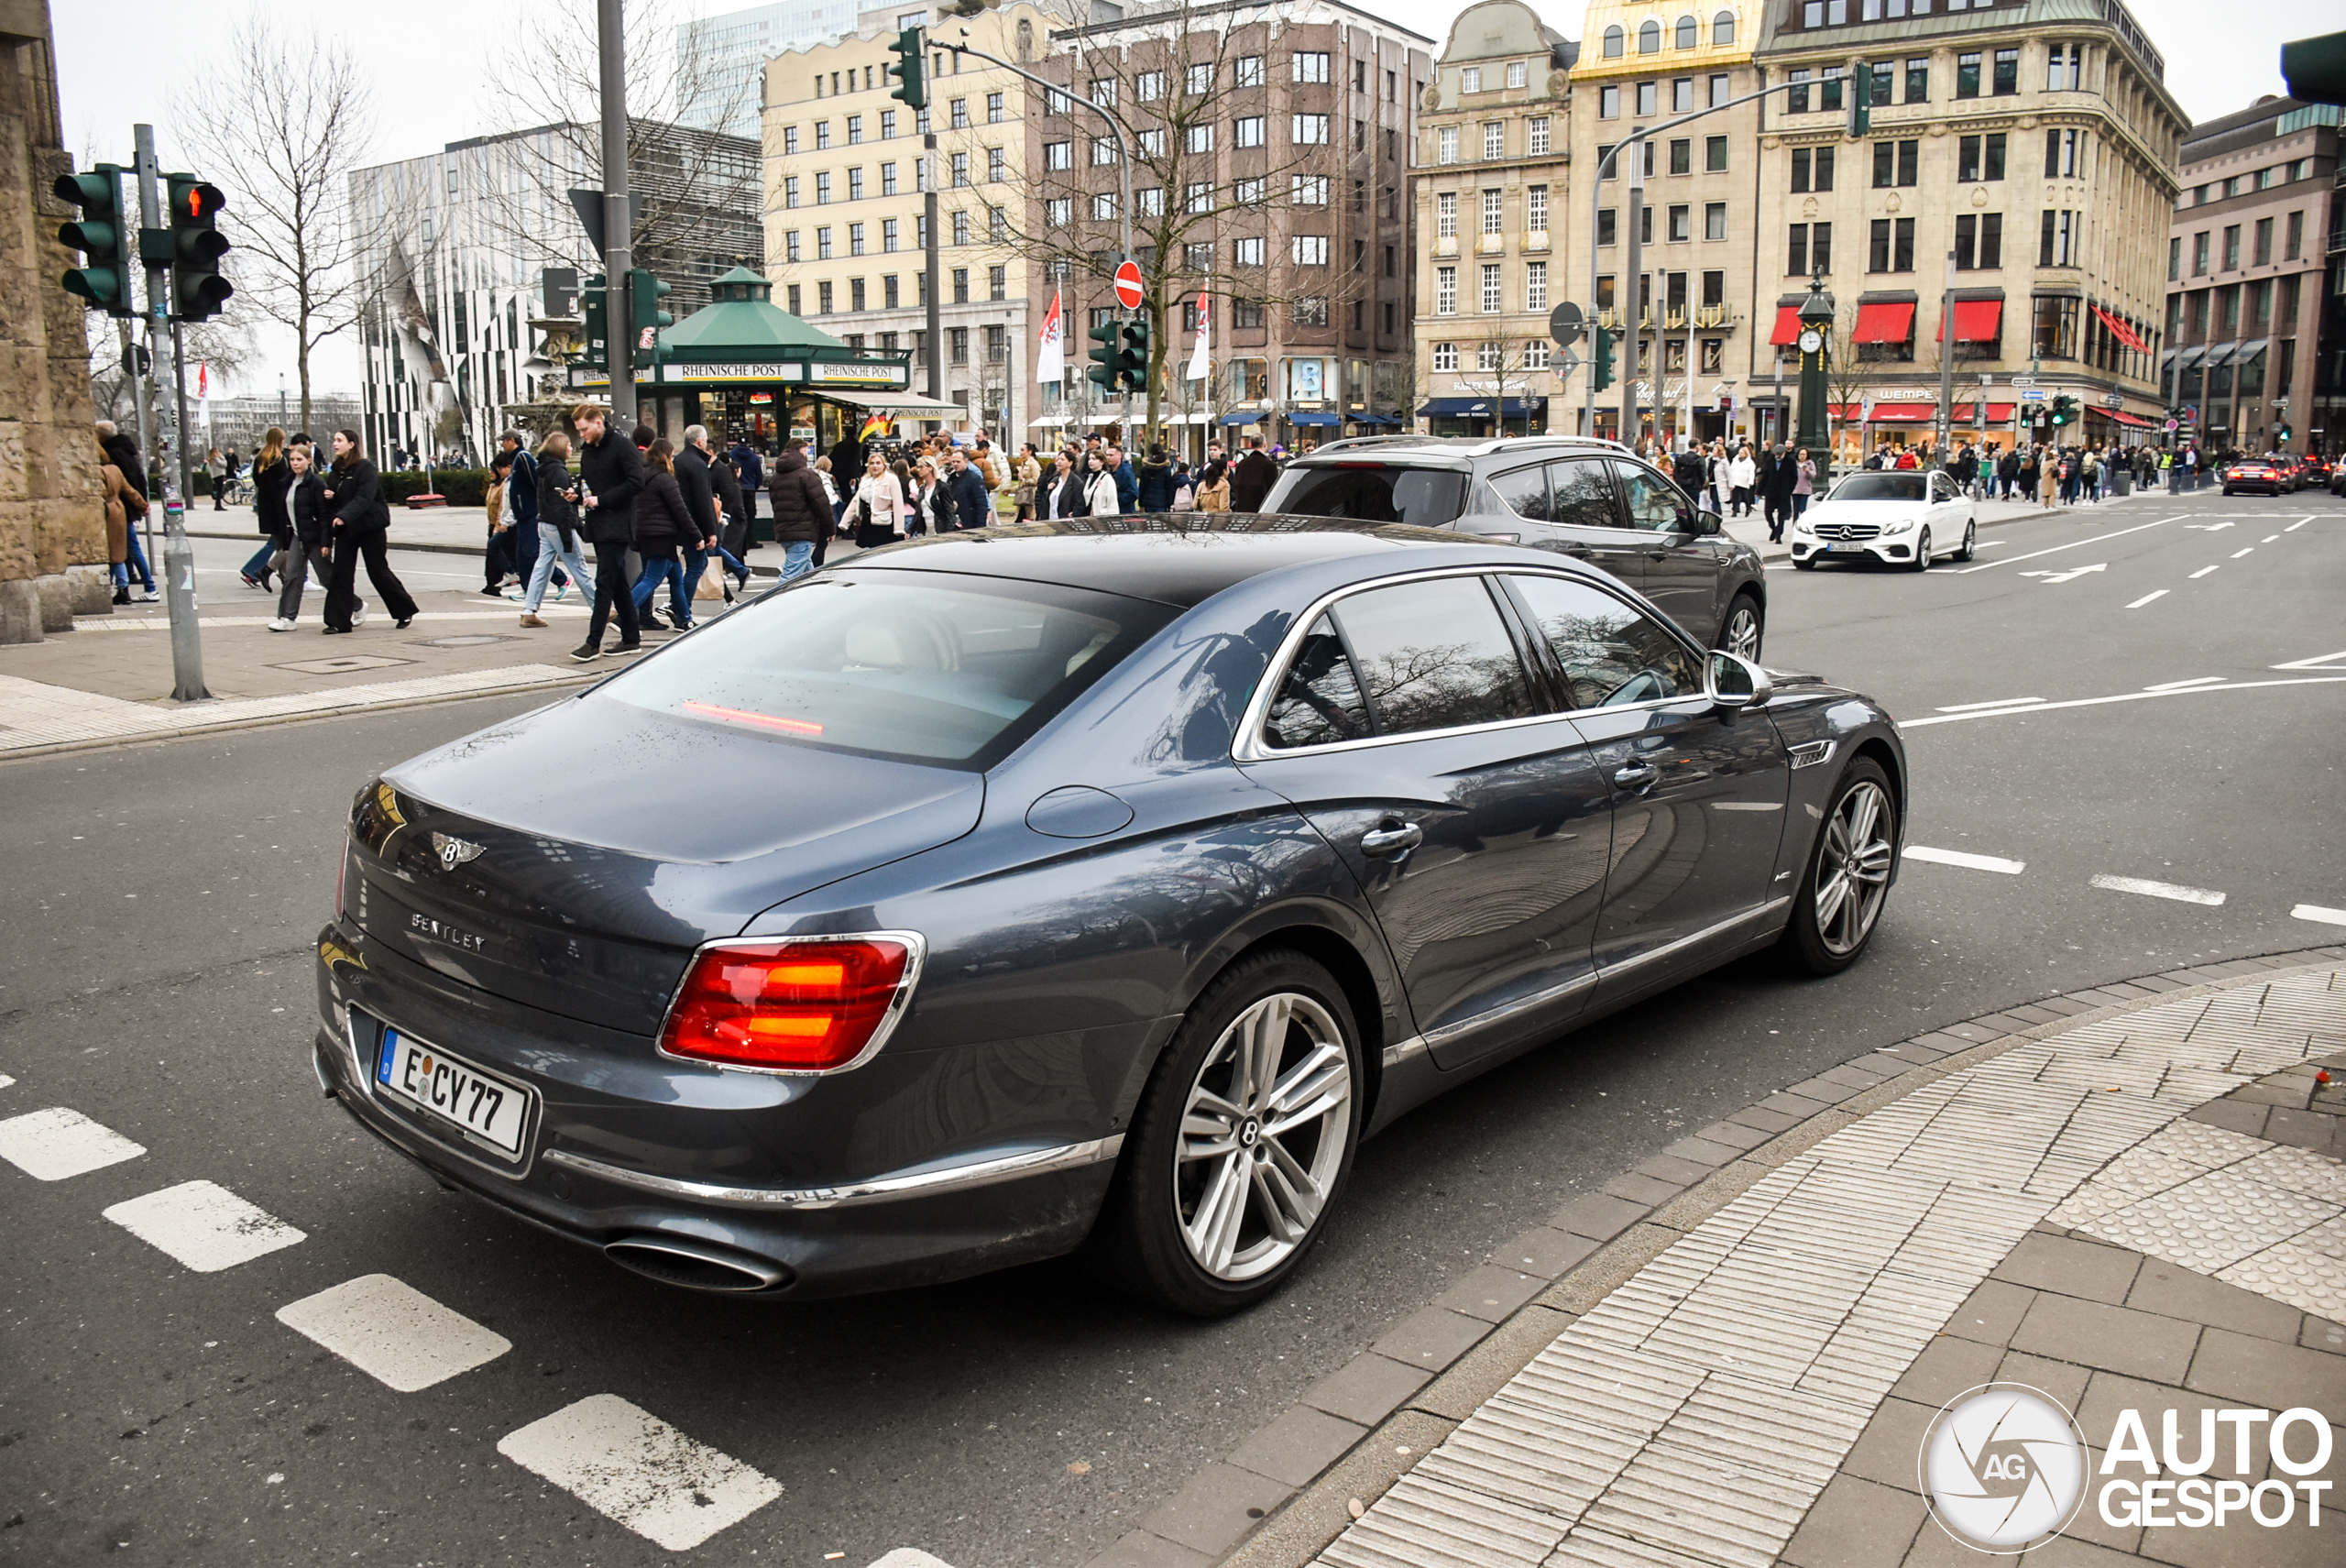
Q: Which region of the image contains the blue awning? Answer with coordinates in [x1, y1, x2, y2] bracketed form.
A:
[1288, 411, 1343, 426]
[1217, 411, 1262, 426]
[1418, 397, 1541, 417]
[1351, 414, 1401, 426]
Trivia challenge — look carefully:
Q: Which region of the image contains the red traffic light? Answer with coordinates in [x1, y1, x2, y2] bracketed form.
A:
[179, 181, 226, 223]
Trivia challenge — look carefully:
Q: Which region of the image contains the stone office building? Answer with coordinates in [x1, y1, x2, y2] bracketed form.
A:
[1411, 0, 1578, 438]
[2160, 98, 2340, 457]
[1751, 0, 2185, 457]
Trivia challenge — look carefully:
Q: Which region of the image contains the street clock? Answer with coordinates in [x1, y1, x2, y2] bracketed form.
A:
[1797, 327, 1824, 355]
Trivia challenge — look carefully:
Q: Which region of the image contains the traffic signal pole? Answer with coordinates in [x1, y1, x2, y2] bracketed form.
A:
[133, 124, 207, 701]
[597, 0, 635, 424]
[924, 126, 943, 401]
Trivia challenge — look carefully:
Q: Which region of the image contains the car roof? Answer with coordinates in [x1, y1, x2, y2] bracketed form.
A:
[1284, 434, 1640, 467]
[830, 515, 1488, 609]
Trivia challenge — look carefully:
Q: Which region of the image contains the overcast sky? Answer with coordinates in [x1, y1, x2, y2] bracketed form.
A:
[53, 0, 2337, 397]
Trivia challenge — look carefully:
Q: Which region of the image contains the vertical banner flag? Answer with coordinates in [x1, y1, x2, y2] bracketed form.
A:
[1186, 294, 1211, 381]
[1036, 290, 1065, 383]
[197, 362, 209, 399]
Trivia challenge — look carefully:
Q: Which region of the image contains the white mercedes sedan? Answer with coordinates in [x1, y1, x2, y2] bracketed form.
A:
[1789, 470, 1978, 571]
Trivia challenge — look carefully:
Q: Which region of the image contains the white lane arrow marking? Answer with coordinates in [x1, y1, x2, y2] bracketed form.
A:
[2018, 563, 2107, 584]
[2186, 521, 2237, 532]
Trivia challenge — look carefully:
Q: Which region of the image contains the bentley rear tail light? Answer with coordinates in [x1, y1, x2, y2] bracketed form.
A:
[658, 935, 924, 1074]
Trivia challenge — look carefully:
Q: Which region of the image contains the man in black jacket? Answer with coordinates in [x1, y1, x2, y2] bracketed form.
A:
[570, 404, 644, 659]
[946, 448, 991, 532]
[767, 440, 831, 581]
[1229, 437, 1278, 512]
[673, 425, 722, 616]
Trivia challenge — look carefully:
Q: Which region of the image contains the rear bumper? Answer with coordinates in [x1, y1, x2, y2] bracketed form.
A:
[313, 925, 1134, 1298]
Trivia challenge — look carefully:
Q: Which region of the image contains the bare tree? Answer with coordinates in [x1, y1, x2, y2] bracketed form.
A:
[177, 13, 373, 436]
[1825, 302, 1873, 463]
[1455, 336, 1545, 437]
[959, 0, 1333, 442]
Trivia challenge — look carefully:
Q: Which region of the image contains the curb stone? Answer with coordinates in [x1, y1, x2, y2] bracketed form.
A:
[1081, 944, 2346, 1568]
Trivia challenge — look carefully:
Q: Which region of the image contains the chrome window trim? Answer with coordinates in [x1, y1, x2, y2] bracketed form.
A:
[652, 928, 929, 1078]
[540, 1134, 1125, 1211]
[1233, 564, 1712, 762]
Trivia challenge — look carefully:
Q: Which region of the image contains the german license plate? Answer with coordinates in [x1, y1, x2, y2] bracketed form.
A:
[374, 1027, 533, 1157]
[1828, 542, 1864, 553]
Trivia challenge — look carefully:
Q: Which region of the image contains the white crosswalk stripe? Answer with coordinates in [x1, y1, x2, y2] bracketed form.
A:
[1903, 846, 2026, 874]
[104, 1179, 306, 1272]
[0, 1107, 146, 1180]
[498, 1393, 784, 1552]
[2292, 904, 2346, 928]
[2090, 873, 2225, 906]
[276, 1274, 511, 1391]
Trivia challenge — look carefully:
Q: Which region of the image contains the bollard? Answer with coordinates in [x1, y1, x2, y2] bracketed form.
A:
[160, 499, 211, 702]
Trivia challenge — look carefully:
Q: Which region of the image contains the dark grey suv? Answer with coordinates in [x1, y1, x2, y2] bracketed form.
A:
[1260, 436, 1767, 660]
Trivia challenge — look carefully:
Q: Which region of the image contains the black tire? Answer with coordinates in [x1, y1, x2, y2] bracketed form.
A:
[1713, 590, 1764, 662]
[1779, 757, 1899, 977]
[1088, 949, 1364, 1316]
[1792, 555, 1816, 571]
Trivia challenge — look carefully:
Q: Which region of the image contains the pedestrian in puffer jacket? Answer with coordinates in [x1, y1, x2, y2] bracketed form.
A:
[766, 443, 832, 582]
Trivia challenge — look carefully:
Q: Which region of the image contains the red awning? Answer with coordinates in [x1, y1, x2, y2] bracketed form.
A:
[1770, 305, 1803, 346]
[1948, 299, 2002, 342]
[2109, 410, 2152, 428]
[2092, 305, 2150, 354]
[1947, 403, 2017, 422]
[1851, 301, 1916, 344]
[1828, 401, 1934, 422]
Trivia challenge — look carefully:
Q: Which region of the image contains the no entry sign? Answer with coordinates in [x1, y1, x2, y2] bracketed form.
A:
[1113, 260, 1145, 310]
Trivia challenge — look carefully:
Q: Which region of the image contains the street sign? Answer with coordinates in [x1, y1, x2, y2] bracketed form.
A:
[1113, 260, 1144, 311]
[2010, 375, 2036, 390]
[2020, 389, 2047, 401]
[2164, 418, 2178, 433]
[1548, 302, 1585, 347]
[1557, 349, 1581, 377]
[1978, 373, 1994, 387]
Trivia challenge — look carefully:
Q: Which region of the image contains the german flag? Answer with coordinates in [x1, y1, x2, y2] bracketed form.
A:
[858, 412, 892, 443]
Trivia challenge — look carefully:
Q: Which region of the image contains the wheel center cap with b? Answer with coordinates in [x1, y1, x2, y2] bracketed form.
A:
[1238, 1116, 1262, 1149]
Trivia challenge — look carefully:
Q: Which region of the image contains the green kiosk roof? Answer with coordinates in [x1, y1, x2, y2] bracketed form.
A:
[662, 265, 847, 353]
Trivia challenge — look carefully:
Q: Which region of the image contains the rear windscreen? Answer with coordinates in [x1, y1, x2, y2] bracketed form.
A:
[1263, 465, 1469, 526]
[597, 571, 1173, 768]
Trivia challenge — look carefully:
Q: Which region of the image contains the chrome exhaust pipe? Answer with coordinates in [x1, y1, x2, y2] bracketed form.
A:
[603, 1234, 792, 1293]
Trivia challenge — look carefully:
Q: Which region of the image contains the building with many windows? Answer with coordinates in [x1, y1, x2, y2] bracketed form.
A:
[1562, 0, 1763, 444]
[1752, 0, 2185, 458]
[680, 0, 867, 138]
[351, 121, 760, 464]
[764, 2, 1050, 441]
[2161, 98, 2340, 457]
[1411, 0, 1577, 437]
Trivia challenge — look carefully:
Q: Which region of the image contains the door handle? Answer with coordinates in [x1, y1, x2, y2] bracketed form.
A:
[1360, 820, 1423, 857]
[1613, 762, 1661, 793]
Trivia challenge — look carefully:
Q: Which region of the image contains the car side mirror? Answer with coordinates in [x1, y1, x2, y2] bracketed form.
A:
[1707, 650, 1771, 711]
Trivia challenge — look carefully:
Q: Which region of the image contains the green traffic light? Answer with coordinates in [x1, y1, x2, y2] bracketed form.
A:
[887, 27, 928, 112]
[1086, 318, 1121, 391]
[1851, 63, 1872, 137]
[54, 165, 133, 317]
[1592, 326, 1615, 392]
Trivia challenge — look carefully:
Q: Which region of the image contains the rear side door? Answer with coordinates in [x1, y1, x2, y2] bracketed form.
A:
[1611, 458, 1723, 643]
[1470, 457, 1651, 598]
[1236, 572, 1616, 1068]
[1501, 571, 1790, 994]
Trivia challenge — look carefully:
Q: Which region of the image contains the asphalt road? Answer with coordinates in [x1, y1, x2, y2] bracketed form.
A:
[2, 486, 2341, 1567]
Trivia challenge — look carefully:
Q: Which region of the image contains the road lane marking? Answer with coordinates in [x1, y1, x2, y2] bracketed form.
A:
[2231, 547, 2254, 558]
[2273, 651, 2346, 669]
[2286, 518, 2312, 531]
[1951, 515, 2182, 574]
[2189, 565, 2220, 578]
[2143, 676, 2224, 691]
[104, 1180, 305, 1272]
[1905, 847, 2026, 874]
[2020, 563, 2106, 584]
[2126, 591, 2169, 609]
[1933, 696, 2045, 712]
[2185, 521, 2237, 532]
[276, 1274, 510, 1391]
[2091, 874, 2225, 906]
[868, 1553, 958, 1568]
[2293, 905, 2346, 927]
[498, 1394, 784, 1552]
[1900, 674, 2346, 727]
[0, 1074, 13, 1090]
[0, 1107, 145, 1180]
[2264, 535, 2281, 543]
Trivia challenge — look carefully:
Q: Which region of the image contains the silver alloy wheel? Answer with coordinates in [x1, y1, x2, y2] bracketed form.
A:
[1175, 992, 1353, 1281]
[1958, 521, 1976, 560]
[1814, 780, 1895, 956]
[1913, 527, 1933, 568]
[1722, 600, 1762, 661]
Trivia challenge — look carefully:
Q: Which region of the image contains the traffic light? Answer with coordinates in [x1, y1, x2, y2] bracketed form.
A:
[629, 267, 673, 362]
[1086, 317, 1121, 390]
[581, 273, 608, 370]
[1116, 317, 1151, 392]
[2277, 422, 2292, 445]
[1850, 62, 1873, 137]
[165, 173, 233, 322]
[1592, 325, 1615, 392]
[2049, 394, 2077, 429]
[54, 163, 133, 316]
[886, 26, 927, 112]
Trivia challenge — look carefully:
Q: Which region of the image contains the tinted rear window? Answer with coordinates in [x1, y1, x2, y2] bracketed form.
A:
[1831, 474, 1929, 502]
[1263, 465, 1469, 526]
[597, 572, 1173, 768]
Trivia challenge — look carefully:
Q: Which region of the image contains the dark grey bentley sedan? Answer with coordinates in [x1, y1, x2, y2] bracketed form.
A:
[313, 519, 1904, 1314]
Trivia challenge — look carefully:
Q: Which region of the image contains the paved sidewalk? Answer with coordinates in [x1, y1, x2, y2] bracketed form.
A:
[1113, 952, 2346, 1568]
